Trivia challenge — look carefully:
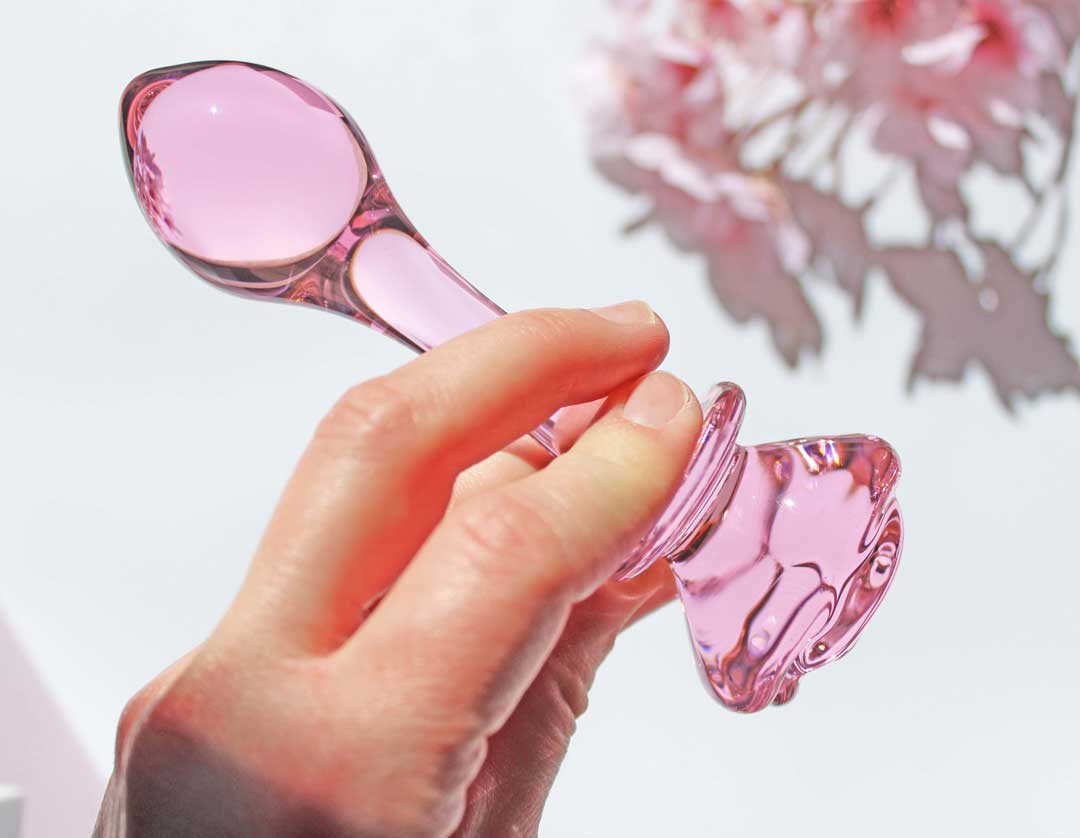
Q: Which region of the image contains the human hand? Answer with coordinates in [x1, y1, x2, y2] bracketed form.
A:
[95, 303, 703, 837]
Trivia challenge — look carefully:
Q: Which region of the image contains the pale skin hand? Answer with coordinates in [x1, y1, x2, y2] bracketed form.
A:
[95, 303, 703, 838]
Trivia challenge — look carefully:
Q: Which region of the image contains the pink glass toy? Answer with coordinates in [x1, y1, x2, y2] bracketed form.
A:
[120, 61, 904, 713]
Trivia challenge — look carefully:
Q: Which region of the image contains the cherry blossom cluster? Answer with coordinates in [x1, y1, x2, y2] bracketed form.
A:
[586, 0, 1080, 406]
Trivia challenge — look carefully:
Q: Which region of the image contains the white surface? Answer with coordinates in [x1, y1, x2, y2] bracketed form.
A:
[2, 2, 1080, 837]
[0, 787, 23, 838]
[0, 616, 102, 838]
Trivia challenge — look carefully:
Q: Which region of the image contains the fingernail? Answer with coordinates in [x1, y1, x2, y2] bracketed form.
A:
[590, 300, 658, 325]
[622, 372, 690, 429]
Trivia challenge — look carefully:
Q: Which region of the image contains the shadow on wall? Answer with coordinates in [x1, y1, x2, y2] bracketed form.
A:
[0, 614, 102, 838]
[586, 0, 1080, 411]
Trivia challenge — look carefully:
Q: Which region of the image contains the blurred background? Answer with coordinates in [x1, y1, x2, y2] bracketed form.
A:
[2, 1, 1079, 836]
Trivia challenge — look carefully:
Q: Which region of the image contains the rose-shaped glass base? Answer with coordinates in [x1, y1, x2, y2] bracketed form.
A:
[663, 385, 902, 711]
[120, 60, 904, 712]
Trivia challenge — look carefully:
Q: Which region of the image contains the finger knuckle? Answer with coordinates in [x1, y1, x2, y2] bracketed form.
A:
[544, 652, 594, 727]
[528, 642, 612, 751]
[315, 377, 418, 456]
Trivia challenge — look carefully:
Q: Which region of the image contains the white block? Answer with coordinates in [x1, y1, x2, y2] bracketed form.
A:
[0, 787, 22, 838]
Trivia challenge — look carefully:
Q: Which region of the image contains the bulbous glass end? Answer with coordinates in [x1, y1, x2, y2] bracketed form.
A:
[124, 62, 366, 268]
[119, 61, 514, 359]
[624, 384, 904, 712]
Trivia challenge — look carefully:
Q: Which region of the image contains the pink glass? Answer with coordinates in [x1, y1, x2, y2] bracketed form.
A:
[120, 61, 904, 712]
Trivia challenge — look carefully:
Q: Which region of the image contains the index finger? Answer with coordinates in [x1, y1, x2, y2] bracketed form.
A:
[224, 303, 669, 653]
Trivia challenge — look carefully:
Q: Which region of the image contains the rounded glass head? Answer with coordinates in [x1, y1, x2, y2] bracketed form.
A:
[133, 64, 367, 267]
[121, 60, 507, 356]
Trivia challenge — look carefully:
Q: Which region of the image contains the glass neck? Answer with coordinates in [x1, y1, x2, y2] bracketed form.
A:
[330, 225, 560, 456]
[346, 227, 505, 353]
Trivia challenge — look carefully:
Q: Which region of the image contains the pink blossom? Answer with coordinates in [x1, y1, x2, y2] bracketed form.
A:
[855, 0, 920, 35]
[863, 0, 1063, 185]
[598, 132, 809, 274]
[585, 0, 1080, 404]
[904, 0, 1063, 89]
[813, 0, 963, 104]
[679, 0, 746, 41]
[585, 28, 721, 154]
[1028, 0, 1080, 43]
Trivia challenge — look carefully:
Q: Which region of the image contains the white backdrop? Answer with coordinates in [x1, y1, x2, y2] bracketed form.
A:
[3, 2, 1080, 836]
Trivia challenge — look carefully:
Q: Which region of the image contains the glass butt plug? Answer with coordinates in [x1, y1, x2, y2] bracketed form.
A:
[120, 61, 904, 713]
